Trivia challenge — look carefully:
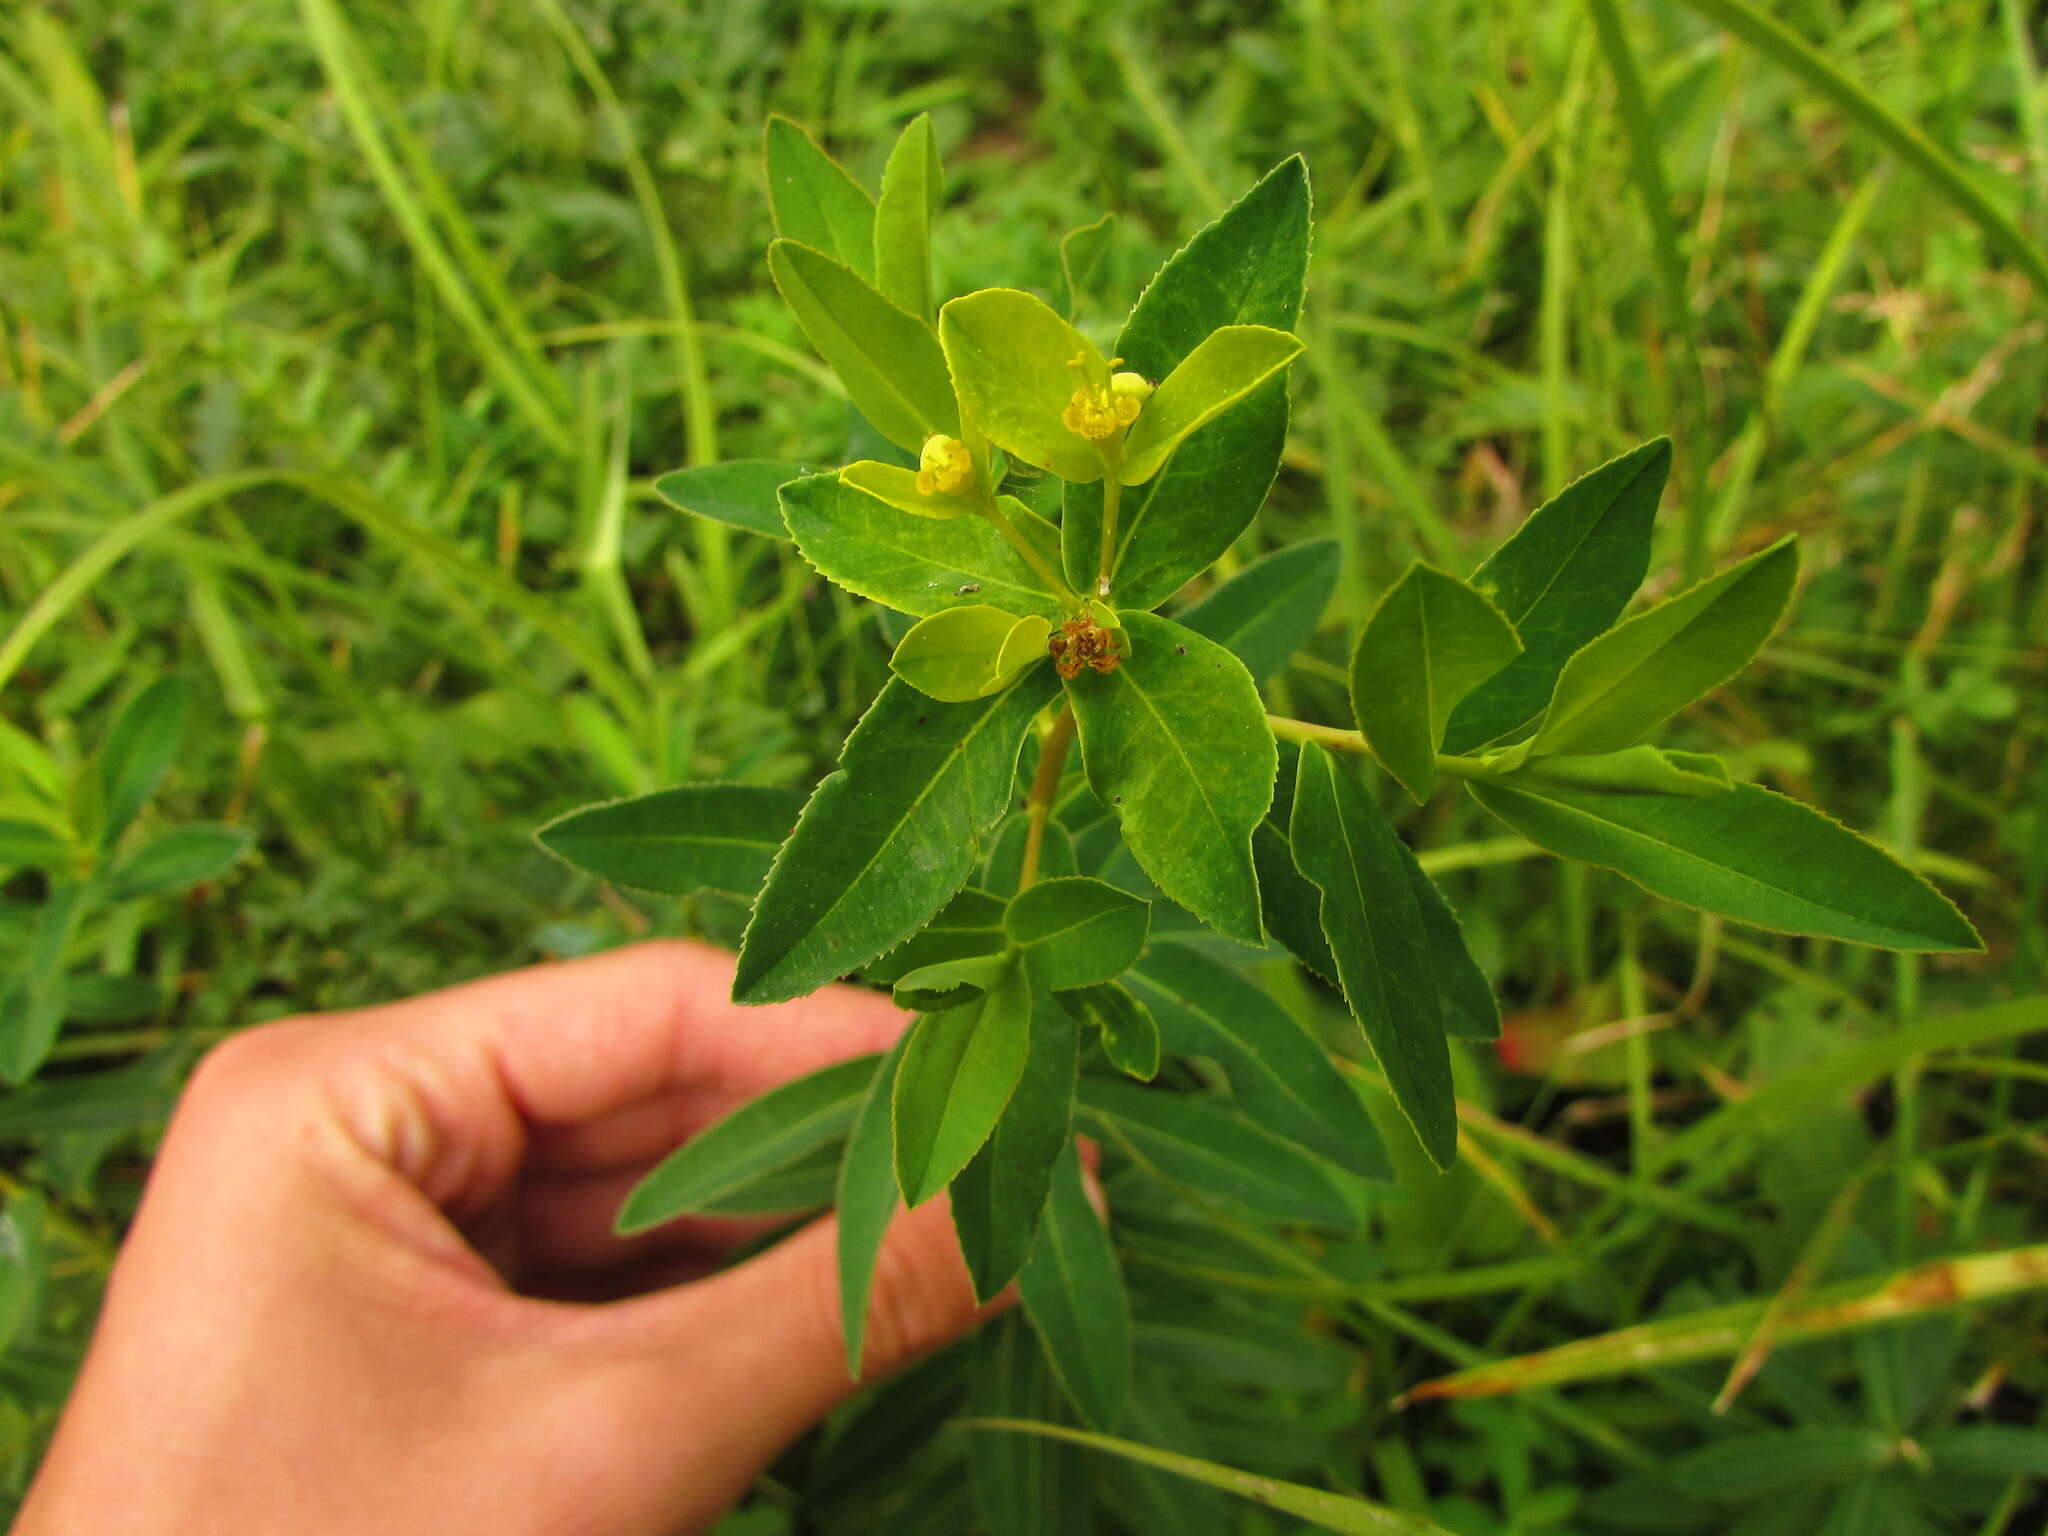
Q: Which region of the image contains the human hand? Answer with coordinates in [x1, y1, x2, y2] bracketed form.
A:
[17, 941, 1002, 1535]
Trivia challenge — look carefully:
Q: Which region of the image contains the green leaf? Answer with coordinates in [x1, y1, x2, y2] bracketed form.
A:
[1065, 613, 1274, 943]
[104, 823, 252, 902]
[893, 951, 1016, 1012]
[1017, 1142, 1131, 1430]
[0, 1189, 46, 1356]
[864, 887, 1008, 985]
[615, 1053, 882, 1232]
[691, 1139, 844, 1216]
[1398, 845, 1501, 1041]
[1056, 211, 1116, 319]
[1467, 779, 1983, 952]
[734, 670, 1057, 1005]
[765, 116, 876, 281]
[963, 1420, 1459, 1536]
[536, 784, 802, 896]
[1924, 1425, 2048, 1481]
[939, 288, 1108, 483]
[1254, 819, 1338, 981]
[1005, 876, 1149, 990]
[985, 814, 1077, 893]
[97, 679, 190, 847]
[768, 239, 956, 455]
[1119, 325, 1303, 485]
[1177, 539, 1340, 684]
[1488, 745, 1735, 798]
[838, 1030, 911, 1377]
[0, 820, 73, 872]
[1128, 941, 1392, 1181]
[1066, 982, 1160, 1080]
[1534, 535, 1799, 754]
[1060, 157, 1310, 609]
[952, 976, 1079, 1299]
[0, 884, 84, 1084]
[1078, 1078, 1356, 1226]
[1351, 563, 1522, 802]
[893, 959, 1033, 1205]
[874, 113, 942, 318]
[840, 459, 975, 519]
[652, 460, 805, 541]
[1443, 437, 1671, 753]
[969, 1317, 1092, 1536]
[1288, 746, 1456, 1169]
[780, 474, 1063, 620]
[892, 606, 1052, 702]
[1670, 1428, 1894, 1500]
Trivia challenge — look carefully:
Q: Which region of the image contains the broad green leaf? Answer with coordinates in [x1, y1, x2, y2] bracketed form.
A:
[838, 1031, 911, 1376]
[893, 960, 1032, 1205]
[0, 820, 73, 872]
[939, 288, 1108, 483]
[780, 474, 1064, 620]
[765, 116, 876, 281]
[840, 459, 974, 519]
[0, 884, 84, 1084]
[1061, 158, 1309, 609]
[1487, 745, 1734, 798]
[874, 113, 942, 318]
[1670, 1429, 1894, 1500]
[969, 1317, 1092, 1536]
[893, 951, 1016, 1012]
[734, 670, 1057, 1004]
[615, 1053, 881, 1232]
[1289, 746, 1456, 1169]
[105, 823, 252, 902]
[952, 977, 1078, 1299]
[1177, 539, 1340, 684]
[1351, 563, 1522, 803]
[1466, 779, 1982, 952]
[768, 239, 956, 454]
[864, 887, 1008, 985]
[964, 1420, 1458, 1536]
[1004, 876, 1149, 990]
[652, 460, 804, 541]
[1442, 437, 1671, 753]
[1065, 613, 1274, 943]
[1128, 941, 1392, 1181]
[1118, 325, 1303, 485]
[537, 784, 802, 897]
[1398, 845, 1501, 1041]
[97, 678, 190, 847]
[1067, 982, 1160, 1080]
[1534, 535, 1799, 754]
[891, 606, 1052, 702]
[1078, 1078, 1356, 1226]
[1056, 211, 1116, 318]
[1017, 1142, 1131, 1430]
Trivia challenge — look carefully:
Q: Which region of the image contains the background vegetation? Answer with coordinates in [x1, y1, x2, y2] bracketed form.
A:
[2, 0, 2044, 1529]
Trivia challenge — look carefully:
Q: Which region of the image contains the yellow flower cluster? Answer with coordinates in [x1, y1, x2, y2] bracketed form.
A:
[915, 434, 973, 496]
[1061, 358, 1152, 442]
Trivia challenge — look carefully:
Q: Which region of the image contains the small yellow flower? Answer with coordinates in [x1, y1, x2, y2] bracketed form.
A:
[915, 434, 973, 496]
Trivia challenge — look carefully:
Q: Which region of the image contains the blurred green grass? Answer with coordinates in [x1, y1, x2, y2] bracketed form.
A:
[3, 0, 2046, 1527]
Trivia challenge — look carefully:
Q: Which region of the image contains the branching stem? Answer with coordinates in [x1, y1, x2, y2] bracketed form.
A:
[1018, 707, 1078, 892]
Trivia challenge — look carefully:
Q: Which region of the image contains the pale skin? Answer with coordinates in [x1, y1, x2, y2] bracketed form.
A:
[17, 940, 1008, 1535]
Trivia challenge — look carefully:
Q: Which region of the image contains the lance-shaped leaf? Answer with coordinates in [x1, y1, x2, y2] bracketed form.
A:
[1254, 820, 1337, 981]
[1078, 1079, 1355, 1227]
[1061, 158, 1309, 609]
[892, 951, 1018, 1013]
[893, 959, 1033, 1205]
[769, 239, 956, 454]
[689, 1139, 844, 1216]
[765, 116, 876, 281]
[838, 1031, 911, 1376]
[1533, 535, 1800, 755]
[1352, 563, 1522, 803]
[1466, 779, 1982, 952]
[0, 884, 84, 1084]
[940, 288, 1109, 482]
[781, 474, 1064, 620]
[0, 820, 72, 873]
[864, 887, 1008, 985]
[969, 1317, 1092, 1536]
[1065, 613, 1273, 944]
[892, 606, 1052, 702]
[1017, 1142, 1131, 1430]
[952, 977, 1078, 1299]
[1067, 981, 1160, 1080]
[1177, 539, 1339, 684]
[97, 679, 190, 847]
[1289, 746, 1456, 1169]
[653, 460, 805, 541]
[734, 670, 1057, 1004]
[1005, 876, 1149, 991]
[616, 1053, 883, 1232]
[1487, 746, 1734, 798]
[1128, 941, 1392, 1181]
[1118, 326, 1303, 485]
[874, 113, 942, 318]
[105, 824, 253, 902]
[1397, 844, 1501, 1041]
[840, 459, 975, 519]
[1056, 211, 1116, 318]
[1443, 437, 1672, 753]
[537, 784, 802, 896]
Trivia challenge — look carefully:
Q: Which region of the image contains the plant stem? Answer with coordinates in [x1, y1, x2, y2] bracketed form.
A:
[1264, 713, 1497, 785]
[1095, 474, 1124, 597]
[981, 497, 1081, 611]
[1018, 707, 1077, 892]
